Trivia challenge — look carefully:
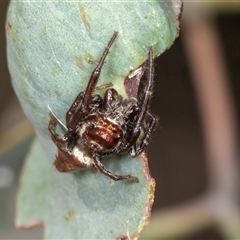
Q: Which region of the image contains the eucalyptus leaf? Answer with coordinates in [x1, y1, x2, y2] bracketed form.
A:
[7, 1, 182, 239]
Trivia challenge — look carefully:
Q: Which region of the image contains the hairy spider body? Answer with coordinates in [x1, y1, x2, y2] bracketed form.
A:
[48, 32, 157, 182]
[80, 114, 123, 152]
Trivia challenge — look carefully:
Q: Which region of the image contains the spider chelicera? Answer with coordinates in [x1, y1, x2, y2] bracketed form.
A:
[48, 32, 157, 182]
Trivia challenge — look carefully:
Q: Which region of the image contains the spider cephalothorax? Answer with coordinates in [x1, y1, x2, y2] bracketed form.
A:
[48, 32, 157, 182]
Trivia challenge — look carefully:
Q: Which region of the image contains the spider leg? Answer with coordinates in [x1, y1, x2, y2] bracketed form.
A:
[66, 83, 112, 127]
[118, 47, 154, 153]
[92, 156, 138, 182]
[82, 32, 118, 107]
[66, 92, 84, 128]
[66, 32, 118, 129]
[48, 112, 69, 152]
[130, 112, 158, 157]
[102, 88, 121, 111]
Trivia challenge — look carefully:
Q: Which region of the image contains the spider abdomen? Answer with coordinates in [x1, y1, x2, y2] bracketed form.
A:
[88, 127, 117, 149]
[81, 114, 122, 152]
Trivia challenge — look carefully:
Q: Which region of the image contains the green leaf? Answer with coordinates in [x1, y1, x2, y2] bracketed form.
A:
[7, 1, 182, 239]
[16, 138, 155, 239]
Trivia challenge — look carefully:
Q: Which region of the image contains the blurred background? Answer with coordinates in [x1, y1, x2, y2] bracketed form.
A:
[1, 1, 240, 239]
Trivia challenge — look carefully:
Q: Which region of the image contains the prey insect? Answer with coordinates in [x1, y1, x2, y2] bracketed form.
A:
[48, 32, 157, 182]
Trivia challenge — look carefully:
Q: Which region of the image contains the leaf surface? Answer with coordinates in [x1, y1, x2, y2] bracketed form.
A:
[7, 1, 182, 239]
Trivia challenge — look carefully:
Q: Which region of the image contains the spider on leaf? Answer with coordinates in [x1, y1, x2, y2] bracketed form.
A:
[48, 32, 157, 182]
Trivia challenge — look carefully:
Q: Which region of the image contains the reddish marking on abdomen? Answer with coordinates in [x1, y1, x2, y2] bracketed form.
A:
[89, 127, 116, 149]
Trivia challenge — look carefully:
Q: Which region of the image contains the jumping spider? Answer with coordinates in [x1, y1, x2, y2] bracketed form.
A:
[48, 32, 157, 182]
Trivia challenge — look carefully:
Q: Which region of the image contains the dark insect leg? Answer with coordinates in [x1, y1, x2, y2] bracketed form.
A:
[116, 103, 140, 154]
[102, 88, 121, 110]
[81, 32, 118, 107]
[66, 32, 118, 129]
[66, 92, 84, 128]
[131, 47, 154, 137]
[87, 94, 103, 112]
[92, 156, 139, 182]
[130, 113, 158, 157]
[66, 83, 112, 127]
[118, 47, 154, 152]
